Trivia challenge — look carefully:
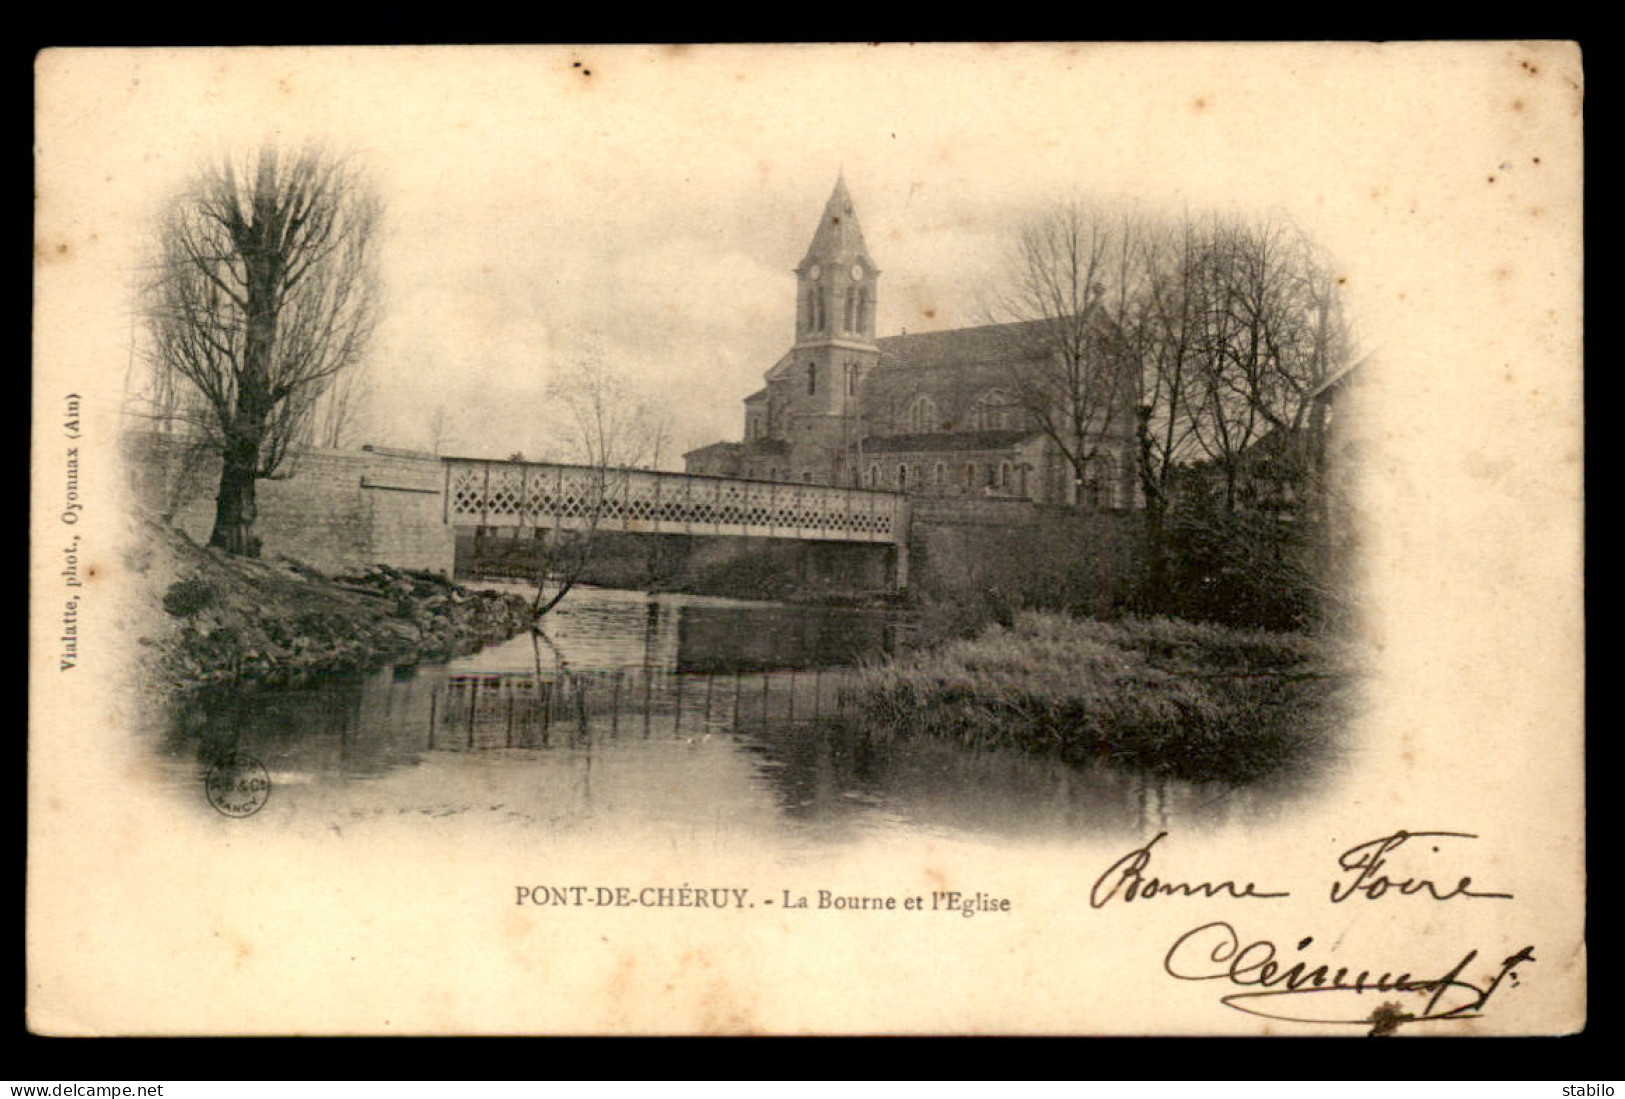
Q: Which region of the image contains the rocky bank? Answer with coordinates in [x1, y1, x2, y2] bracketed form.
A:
[126, 518, 533, 693]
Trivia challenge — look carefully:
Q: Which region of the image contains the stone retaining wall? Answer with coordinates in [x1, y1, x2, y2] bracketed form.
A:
[125, 433, 456, 575]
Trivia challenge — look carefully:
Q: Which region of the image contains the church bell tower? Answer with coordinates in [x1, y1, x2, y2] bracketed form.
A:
[791, 172, 881, 423]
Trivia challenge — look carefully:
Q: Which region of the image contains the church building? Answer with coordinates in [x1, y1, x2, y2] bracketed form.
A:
[683, 175, 1138, 509]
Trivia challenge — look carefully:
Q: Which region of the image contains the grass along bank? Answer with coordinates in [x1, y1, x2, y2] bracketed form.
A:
[843, 611, 1351, 783]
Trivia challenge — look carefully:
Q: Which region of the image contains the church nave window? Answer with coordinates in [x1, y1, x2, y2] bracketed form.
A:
[970, 389, 1016, 431]
[906, 394, 940, 434]
[807, 362, 818, 396]
[843, 286, 858, 332]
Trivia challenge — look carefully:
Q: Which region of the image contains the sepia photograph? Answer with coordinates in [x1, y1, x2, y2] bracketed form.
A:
[29, 42, 1583, 1036]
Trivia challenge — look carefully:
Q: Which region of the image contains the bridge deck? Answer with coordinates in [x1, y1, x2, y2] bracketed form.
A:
[443, 458, 906, 545]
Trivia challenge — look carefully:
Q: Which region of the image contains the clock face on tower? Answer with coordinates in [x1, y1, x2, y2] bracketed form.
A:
[809, 264, 821, 280]
[851, 264, 864, 281]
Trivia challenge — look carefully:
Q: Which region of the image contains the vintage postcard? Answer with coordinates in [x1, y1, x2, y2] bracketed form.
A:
[29, 43, 1584, 1035]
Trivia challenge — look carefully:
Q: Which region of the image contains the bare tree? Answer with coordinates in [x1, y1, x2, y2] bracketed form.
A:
[990, 201, 1141, 508]
[1182, 214, 1345, 512]
[307, 361, 373, 450]
[144, 144, 381, 554]
[496, 354, 672, 620]
[1135, 216, 1211, 588]
[425, 405, 457, 455]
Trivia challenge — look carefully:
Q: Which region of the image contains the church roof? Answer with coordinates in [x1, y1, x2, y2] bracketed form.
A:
[683, 438, 790, 459]
[875, 318, 1056, 372]
[799, 173, 872, 269]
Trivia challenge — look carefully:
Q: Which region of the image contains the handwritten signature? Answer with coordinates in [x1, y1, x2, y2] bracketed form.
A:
[1163, 921, 1535, 1033]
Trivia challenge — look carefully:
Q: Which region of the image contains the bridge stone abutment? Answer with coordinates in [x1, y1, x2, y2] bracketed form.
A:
[126, 435, 456, 576]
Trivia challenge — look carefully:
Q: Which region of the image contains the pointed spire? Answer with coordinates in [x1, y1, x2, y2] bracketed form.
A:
[800, 172, 870, 269]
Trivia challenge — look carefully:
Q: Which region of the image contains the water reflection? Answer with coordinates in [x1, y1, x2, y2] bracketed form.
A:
[156, 586, 1321, 842]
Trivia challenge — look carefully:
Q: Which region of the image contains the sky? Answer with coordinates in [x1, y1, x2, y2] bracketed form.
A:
[37, 43, 1566, 468]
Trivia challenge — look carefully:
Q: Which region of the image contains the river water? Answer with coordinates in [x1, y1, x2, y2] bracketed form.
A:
[153, 585, 1324, 846]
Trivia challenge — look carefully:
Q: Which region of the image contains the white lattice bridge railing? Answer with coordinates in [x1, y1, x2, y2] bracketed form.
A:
[442, 459, 907, 545]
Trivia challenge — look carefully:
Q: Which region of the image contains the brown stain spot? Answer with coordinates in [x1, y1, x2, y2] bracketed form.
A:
[1487, 175, 1497, 184]
[1530, 206, 1543, 218]
[85, 564, 98, 581]
[1337, 277, 1347, 286]
[234, 939, 253, 970]
[921, 309, 935, 319]
[1533, 156, 1542, 164]
[277, 77, 292, 95]
[1367, 1001, 1408, 1037]
[1512, 99, 1524, 111]
[1494, 267, 1511, 281]
[500, 908, 531, 946]
[1520, 60, 1540, 76]
[1192, 97, 1207, 112]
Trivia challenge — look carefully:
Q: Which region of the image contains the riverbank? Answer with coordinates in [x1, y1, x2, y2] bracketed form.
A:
[843, 611, 1353, 783]
[126, 518, 533, 694]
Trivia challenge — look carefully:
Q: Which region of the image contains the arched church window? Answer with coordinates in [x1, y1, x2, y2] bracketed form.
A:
[1000, 461, 1013, 491]
[906, 395, 940, 434]
[843, 286, 857, 332]
[859, 289, 872, 333]
[813, 289, 825, 331]
[846, 362, 858, 395]
[962, 462, 977, 492]
[970, 389, 1016, 431]
[868, 463, 880, 488]
[807, 362, 817, 396]
[933, 462, 946, 491]
[897, 465, 908, 491]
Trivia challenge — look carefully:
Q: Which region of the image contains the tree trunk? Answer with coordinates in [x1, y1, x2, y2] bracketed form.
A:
[208, 433, 261, 554]
[1143, 499, 1168, 609]
[208, 179, 279, 556]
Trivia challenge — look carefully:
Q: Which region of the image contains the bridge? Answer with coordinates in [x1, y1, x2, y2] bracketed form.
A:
[442, 457, 910, 585]
[125, 433, 911, 588]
